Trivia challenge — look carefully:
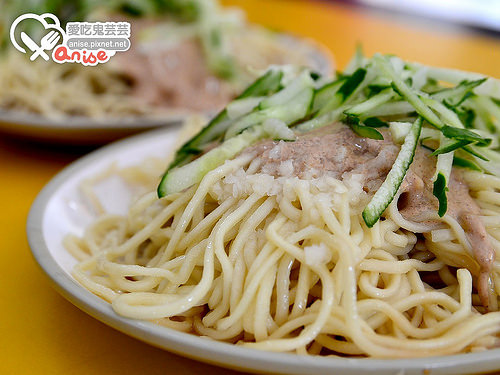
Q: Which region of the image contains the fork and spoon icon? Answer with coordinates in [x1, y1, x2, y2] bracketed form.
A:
[21, 30, 61, 61]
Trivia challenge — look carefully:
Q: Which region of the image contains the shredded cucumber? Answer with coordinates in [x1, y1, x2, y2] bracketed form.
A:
[158, 119, 294, 197]
[317, 68, 368, 116]
[432, 79, 486, 107]
[374, 54, 445, 129]
[224, 87, 313, 140]
[258, 71, 314, 109]
[432, 135, 454, 217]
[226, 97, 264, 120]
[363, 117, 423, 227]
[343, 44, 366, 75]
[389, 121, 412, 143]
[473, 96, 500, 132]
[157, 49, 500, 220]
[238, 69, 283, 99]
[312, 78, 346, 113]
[421, 96, 464, 129]
[167, 68, 286, 170]
[344, 88, 395, 117]
[295, 105, 350, 133]
[364, 101, 414, 117]
[168, 109, 231, 170]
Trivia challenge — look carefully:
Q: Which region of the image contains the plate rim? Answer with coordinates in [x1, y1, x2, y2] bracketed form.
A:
[0, 108, 188, 130]
[26, 127, 500, 375]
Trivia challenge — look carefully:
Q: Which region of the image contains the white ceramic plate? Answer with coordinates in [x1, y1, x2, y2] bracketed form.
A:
[0, 108, 186, 144]
[27, 127, 500, 374]
[2, 34, 332, 145]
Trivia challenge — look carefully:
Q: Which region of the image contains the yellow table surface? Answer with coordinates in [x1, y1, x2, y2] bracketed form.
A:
[2, 1, 500, 374]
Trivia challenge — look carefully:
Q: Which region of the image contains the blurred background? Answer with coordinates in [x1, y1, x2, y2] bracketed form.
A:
[348, 0, 500, 32]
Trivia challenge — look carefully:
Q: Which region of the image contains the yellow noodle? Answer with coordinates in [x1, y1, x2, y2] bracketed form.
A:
[65, 157, 500, 358]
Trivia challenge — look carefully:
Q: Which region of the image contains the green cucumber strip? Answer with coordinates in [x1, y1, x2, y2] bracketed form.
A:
[421, 127, 441, 140]
[463, 145, 489, 161]
[345, 115, 386, 137]
[467, 147, 500, 176]
[317, 68, 367, 116]
[294, 105, 349, 133]
[224, 87, 313, 140]
[389, 121, 412, 143]
[409, 63, 500, 100]
[409, 65, 428, 91]
[362, 117, 423, 227]
[420, 96, 491, 146]
[159, 135, 257, 197]
[475, 78, 500, 100]
[364, 101, 414, 117]
[168, 109, 231, 170]
[421, 144, 482, 172]
[423, 145, 483, 172]
[468, 128, 498, 147]
[344, 87, 395, 117]
[408, 63, 485, 84]
[185, 109, 229, 148]
[432, 135, 454, 217]
[474, 96, 500, 132]
[420, 96, 464, 128]
[472, 97, 497, 133]
[259, 70, 313, 109]
[375, 56, 492, 150]
[432, 79, 486, 108]
[421, 77, 441, 94]
[433, 172, 449, 217]
[430, 139, 472, 156]
[238, 69, 283, 99]
[158, 120, 295, 197]
[337, 68, 368, 101]
[166, 69, 285, 170]
[168, 147, 202, 170]
[367, 76, 392, 90]
[473, 112, 495, 134]
[363, 117, 389, 128]
[281, 86, 314, 120]
[349, 123, 384, 140]
[440, 126, 491, 146]
[366, 84, 392, 96]
[452, 156, 482, 172]
[261, 118, 297, 142]
[312, 78, 346, 113]
[455, 107, 476, 129]
[223, 111, 267, 140]
[226, 97, 264, 120]
[421, 97, 493, 145]
[343, 44, 365, 75]
[374, 54, 445, 129]
[387, 55, 405, 75]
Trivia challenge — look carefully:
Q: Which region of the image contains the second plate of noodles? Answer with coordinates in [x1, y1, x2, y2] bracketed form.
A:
[0, 0, 332, 143]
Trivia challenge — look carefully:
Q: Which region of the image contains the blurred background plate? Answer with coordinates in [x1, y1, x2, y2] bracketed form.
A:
[0, 108, 187, 145]
[0, 34, 332, 145]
